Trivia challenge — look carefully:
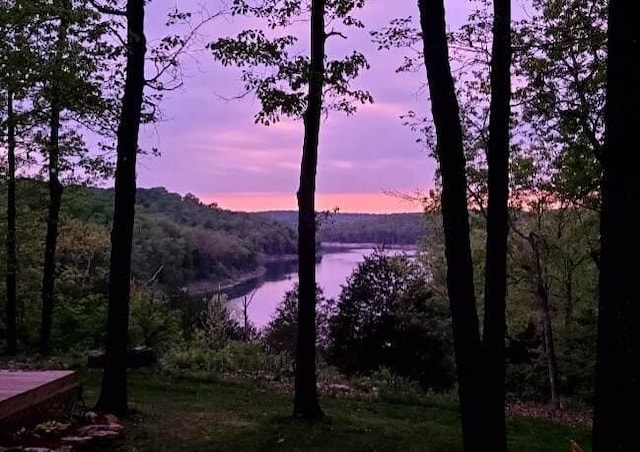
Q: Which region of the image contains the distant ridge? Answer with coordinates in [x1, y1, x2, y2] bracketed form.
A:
[256, 211, 428, 246]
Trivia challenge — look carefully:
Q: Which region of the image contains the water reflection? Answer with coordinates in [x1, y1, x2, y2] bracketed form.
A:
[227, 246, 416, 329]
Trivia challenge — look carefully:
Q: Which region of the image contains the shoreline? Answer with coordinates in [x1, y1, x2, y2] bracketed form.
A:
[184, 253, 299, 297]
[184, 242, 418, 298]
[321, 242, 418, 251]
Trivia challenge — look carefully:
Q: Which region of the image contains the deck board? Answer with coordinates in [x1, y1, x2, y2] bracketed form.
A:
[0, 370, 80, 426]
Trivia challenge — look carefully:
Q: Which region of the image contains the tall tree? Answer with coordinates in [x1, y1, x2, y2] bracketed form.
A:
[95, 0, 146, 415]
[1, 0, 34, 355]
[39, 0, 70, 356]
[4, 89, 17, 356]
[592, 1, 640, 450]
[37, 0, 117, 355]
[482, 0, 511, 447]
[210, 0, 371, 419]
[417, 1, 483, 448]
[294, 0, 325, 419]
[417, 0, 511, 449]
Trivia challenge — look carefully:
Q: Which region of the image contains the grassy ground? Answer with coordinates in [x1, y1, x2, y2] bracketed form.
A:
[81, 371, 591, 452]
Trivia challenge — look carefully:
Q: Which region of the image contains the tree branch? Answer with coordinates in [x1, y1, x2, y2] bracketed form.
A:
[325, 30, 347, 40]
[88, 0, 126, 17]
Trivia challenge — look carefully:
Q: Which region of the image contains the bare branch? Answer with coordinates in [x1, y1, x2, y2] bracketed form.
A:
[325, 30, 347, 40]
[146, 8, 226, 90]
[88, 0, 127, 17]
[142, 265, 164, 287]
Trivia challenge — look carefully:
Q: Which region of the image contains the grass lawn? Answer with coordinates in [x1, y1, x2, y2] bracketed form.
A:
[81, 371, 591, 451]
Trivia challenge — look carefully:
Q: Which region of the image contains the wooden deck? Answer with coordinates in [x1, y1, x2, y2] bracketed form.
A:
[0, 370, 80, 430]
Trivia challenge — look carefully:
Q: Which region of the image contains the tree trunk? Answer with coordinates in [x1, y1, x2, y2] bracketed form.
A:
[481, 0, 511, 449]
[39, 0, 69, 356]
[593, 1, 640, 449]
[243, 297, 249, 332]
[530, 235, 560, 409]
[537, 281, 560, 410]
[95, 0, 146, 416]
[418, 1, 484, 449]
[293, 0, 325, 420]
[563, 262, 574, 329]
[5, 89, 17, 356]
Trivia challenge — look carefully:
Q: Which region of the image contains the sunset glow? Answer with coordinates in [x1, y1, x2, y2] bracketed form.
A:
[205, 192, 426, 214]
[131, 0, 479, 210]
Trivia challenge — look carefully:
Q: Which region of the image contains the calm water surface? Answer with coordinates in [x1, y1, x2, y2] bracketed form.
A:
[228, 246, 415, 328]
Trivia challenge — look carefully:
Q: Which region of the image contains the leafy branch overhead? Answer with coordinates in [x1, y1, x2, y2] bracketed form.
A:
[209, 0, 372, 125]
[371, 0, 604, 212]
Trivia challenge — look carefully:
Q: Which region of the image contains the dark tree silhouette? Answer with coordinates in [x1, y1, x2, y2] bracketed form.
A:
[481, 0, 511, 449]
[95, 0, 146, 416]
[418, 0, 511, 449]
[418, 1, 483, 448]
[294, 0, 325, 420]
[39, 0, 70, 356]
[592, 1, 640, 450]
[5, 89, 17, 356]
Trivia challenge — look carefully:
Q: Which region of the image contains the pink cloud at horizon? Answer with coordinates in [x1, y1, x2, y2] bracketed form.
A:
[203, 191, 425, 214]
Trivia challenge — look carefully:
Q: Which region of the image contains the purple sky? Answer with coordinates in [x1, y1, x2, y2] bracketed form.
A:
[135, 0, 480, 213]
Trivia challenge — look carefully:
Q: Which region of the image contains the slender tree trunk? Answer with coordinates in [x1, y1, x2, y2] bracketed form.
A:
[482, 0, 511, 449]
[5, 89, 17, 356]
[243, 297, 249, 332]
[563, 262, 574, 329]
[39, 98, 63, 356]
[593, 1, 640, 449]
[95, 0, 146, 416]
[536, 282, 560, 410]
[40, 0, 69, 356]
[530, 235, 560, 409]
[293, 0, 325, 420]
[418, 1, 484, 449]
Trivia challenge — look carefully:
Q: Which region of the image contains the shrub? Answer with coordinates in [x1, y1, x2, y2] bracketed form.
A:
[370, 367, 424, 403]
[53, 293, 107, 352]
[262, 284, 329, 356]
[326, 250, 455, 391]
[505, 322, 550, 402]
[194, 293, 247, 350]
[129, 286, 183, 353]
[162, 341, 292, 376]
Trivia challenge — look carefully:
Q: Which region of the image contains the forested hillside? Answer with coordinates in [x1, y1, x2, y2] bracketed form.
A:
[259, 211, 428, 245]
[0, 182, 297, 292]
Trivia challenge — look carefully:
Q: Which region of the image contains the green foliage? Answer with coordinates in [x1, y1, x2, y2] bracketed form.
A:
[557, 310, 597, 403]
[513, 0, 605, 207]
[327, 251, 455, 391]
[209, 0, 372, 125]
[53, 293, 106, 352]
[368, 367, 425, 404]
[262, 283, 329, 356]
[504, 323, 549, 402]
[377, 0, 603, 405]
[194, 293, 238, 350]
[0, 181, 297, 352]
[130, 285, 183, 354]
[0, 0, 120, 182]
[162, 341, 291, 376]
[90, 186, 297, 288]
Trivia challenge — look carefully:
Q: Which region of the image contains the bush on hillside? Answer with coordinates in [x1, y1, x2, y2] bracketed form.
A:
[326, 251, 455, 391]
[262, 284, 331, 356]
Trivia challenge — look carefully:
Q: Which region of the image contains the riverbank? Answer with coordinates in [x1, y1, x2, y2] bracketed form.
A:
[184, 253, 299, 297]
[321, 242, 418, 252]
[184, 243, 418, 300]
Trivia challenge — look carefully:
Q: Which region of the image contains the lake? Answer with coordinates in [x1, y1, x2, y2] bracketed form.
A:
[227, 245, 416, 329]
